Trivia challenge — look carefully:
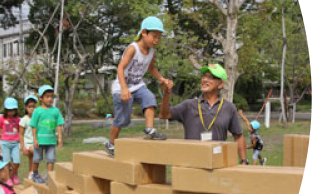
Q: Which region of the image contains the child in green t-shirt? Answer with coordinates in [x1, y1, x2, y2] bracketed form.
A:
[29, 85, 64, 184]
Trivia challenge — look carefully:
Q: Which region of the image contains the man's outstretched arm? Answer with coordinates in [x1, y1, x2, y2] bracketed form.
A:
[159, 84, 172, 119]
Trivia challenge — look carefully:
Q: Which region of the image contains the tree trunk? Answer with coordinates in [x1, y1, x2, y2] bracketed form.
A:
[280, 3, 288, 127]
[221, 7, 240, 102]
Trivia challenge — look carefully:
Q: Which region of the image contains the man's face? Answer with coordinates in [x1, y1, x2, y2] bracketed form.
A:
[201, 72, 224, 94]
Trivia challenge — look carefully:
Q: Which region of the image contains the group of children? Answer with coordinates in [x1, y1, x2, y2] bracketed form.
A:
[0, 85, 64, 191]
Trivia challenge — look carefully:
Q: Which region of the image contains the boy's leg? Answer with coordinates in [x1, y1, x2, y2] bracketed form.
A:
[46, 145, 56, 171]
[134, 86, 167, 140]
[32, 146, 44, 183]
[110, 125, 121, 144]
[105, 93, 132, 157]
[144, 106, 155, 128]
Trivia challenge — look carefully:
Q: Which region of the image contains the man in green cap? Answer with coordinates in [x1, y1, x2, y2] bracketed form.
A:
[159, 64, 248, 165]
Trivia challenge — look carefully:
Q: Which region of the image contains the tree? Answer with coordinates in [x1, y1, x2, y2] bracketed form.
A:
[0, 0, 24, 28]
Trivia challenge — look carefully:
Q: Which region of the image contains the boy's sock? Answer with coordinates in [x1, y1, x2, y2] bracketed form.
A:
[144, 127, 156, 134]
[143, 127, 167, 140]
[104, 141, 115, 157]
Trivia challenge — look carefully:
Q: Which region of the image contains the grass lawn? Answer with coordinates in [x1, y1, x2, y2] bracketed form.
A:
[17, 119, 311, 182]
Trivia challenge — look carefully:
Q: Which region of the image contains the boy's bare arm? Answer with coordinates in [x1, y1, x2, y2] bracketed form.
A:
[148, 54, 164, 82]
[238, 110, 252, 130]
[118, 46, 136, 102]
[32, 127, 39, 148]
[57, 125, 63, 148]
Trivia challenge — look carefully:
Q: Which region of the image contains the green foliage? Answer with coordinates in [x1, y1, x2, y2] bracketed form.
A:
[235, 75, 263, 105]
[233, 93, 249, 110]
[95, 96, 113, 116]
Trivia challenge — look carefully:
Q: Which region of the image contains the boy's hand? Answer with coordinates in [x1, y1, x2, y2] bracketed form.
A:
[121, 88, 132, 102]
[160, 78, 173, 90]
[34, 139, 39, 149]
[58, 138, 63, 148]
[238, 109, 243, 116]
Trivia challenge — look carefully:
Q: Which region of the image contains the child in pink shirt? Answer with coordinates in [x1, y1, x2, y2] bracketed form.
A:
[0, 98, 20, 186]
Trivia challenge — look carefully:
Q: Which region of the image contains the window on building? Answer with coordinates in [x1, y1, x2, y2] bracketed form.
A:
[10, 43, 13, 56]
[3, 44, 7, 58]
[16, 41, 19, 56]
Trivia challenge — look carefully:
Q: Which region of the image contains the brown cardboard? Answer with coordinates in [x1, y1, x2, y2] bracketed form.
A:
[284, 134, 309, 167]
[72, 151, 166, 185]
[111, 182, 206, 194]
[48, 171, 68, 194]
[65, 191, 80, 194]
[55, 162, 110, 194]
[20, 186, 38, 194]
[172, 165, 304, 194]
[115, 138, 238, 169]
[23, 179, 51, 194]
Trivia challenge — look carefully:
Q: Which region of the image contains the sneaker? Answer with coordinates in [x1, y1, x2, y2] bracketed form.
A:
[261, 158, 267, 166]
[6, 179, 13, 187]
[12, 175, 19, 185]
[104, 142, 114, 157]
[32, 172, 44, 184]
[143, 128, 167, 140]
[28, 172, 33, 180]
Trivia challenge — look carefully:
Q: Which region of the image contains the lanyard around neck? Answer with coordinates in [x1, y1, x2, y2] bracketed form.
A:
[198, 98, 224, 131]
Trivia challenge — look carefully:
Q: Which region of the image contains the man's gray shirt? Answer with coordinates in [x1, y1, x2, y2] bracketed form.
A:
[170, 95, 242, 140]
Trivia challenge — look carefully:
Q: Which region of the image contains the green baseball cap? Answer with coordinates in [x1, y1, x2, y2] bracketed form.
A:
[200, 64, 228, 82]
[135, 16, 164, 41]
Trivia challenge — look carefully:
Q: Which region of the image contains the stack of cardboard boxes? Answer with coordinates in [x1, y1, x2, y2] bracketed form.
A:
[283, 134, 310, 167]
[21, 137, 304, 194]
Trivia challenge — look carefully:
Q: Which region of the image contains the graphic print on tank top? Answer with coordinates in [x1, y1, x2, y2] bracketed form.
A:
[126, 59, 145, 85]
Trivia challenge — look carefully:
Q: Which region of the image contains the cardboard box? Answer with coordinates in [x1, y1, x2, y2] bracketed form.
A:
[48, 171, 69, 194]
[55, 162, 110, 194]
[284, 134, 309, 167]
[23, 179, 51, 194]
[65, 191, 80, 194]
[172, 165, 304, 194]
[115, 138, 238, 169]
[72, 151, 166, 185]
[111, 182, 204, 194]
[20, 186, 38, 194]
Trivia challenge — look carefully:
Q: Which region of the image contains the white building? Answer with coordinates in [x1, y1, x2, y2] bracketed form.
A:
[0, 19, 33, 94]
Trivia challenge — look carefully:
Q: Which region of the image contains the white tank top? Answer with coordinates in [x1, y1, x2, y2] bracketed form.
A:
[111, 42, 154, 94]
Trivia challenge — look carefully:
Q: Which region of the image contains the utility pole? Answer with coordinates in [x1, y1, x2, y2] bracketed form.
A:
[53, 0, 64, 107]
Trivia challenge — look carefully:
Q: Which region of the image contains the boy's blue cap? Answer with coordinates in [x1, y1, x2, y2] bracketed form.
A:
[250, 120, 261, 130]
[135, 16, 164, 41]
[39, 85, 54, 97]
[24, 94, 39, 104]
[4, 97, 18, 109]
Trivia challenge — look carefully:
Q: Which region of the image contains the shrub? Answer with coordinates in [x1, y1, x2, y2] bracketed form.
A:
[233, 93, 249, 110]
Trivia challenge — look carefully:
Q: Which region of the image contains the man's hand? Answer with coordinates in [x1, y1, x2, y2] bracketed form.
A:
[120, 88, 132, 102]
[58, 138, 63, 148]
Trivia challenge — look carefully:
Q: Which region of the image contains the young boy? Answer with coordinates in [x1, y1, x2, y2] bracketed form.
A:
[238, 110, 267, 165]
[105, 16, 173, 157]
[30, 85, 64, 183]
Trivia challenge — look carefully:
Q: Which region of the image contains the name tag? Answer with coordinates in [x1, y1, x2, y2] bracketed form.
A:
[201, 131, 213, 141]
